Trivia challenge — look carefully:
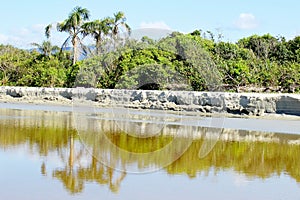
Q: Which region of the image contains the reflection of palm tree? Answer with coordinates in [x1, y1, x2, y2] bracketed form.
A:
[45, 6, 90, 65]
[53, 167, 84, 194]
[52, 134, 84, 194]
[51, 133, 127, 194]
[77, 156, 109, 185]
[76, 149, 127, 193]
[41, 162, 47, 176]
[69, 134, 74, 168]
[108, 168, 126, 193]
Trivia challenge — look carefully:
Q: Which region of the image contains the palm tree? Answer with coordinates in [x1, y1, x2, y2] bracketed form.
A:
[31, 40, 60, 57]
[82, 17, 112, 55]
[110, 11, 131, 47]
[45, 6, 90, 65]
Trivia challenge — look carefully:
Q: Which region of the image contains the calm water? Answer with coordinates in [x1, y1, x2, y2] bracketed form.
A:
[1, 103, 300, 200]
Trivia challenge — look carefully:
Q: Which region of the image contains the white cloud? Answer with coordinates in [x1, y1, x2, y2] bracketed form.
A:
[0, 33, 22, 46]
[31, 24, 46, 32]
[288, 30, 300, 40]
[140, 21, 171, 30]
[0, 24, 62, 49]
[0, 34, 9, 42]
[234, 13, 259, 30]
[18, 28, 31, 36]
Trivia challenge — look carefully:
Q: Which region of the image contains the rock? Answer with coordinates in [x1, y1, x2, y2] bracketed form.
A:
[239, 95, 250, 108]
[276, 96, 300, 116]
[133, 91, 147, 102]
[175, 92, 194, 105]
[1, 86, 300, 117]
[167, 93, 177, 103]
[209, 96, 225, 107]
[59, 88, 73, 100]
[264, 100, 276, 113]
[158, 92, 168, 103]
[146, 91, 158, 102]
[7, 87, 23, 98]
[163, 102, 177, 110]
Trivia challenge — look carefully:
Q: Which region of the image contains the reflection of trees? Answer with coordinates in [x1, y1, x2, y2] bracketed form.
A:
[76, 156, 126, 193]
[53, 156, 126, 194]
[166, 139, 300, 182]
[52, 134, 84, 194]
[53, 167, 84, 194]
[52, 134, 127, 194]
[0, 109, 127, 194]
[1, 108, 300, 194]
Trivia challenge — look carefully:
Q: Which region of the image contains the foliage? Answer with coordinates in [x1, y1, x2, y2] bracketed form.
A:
[237, 34, 279, 60]
[0, 45, 32, 85]
[81, 18, 112, 55]
[1, 7, 300, 92]
[45, 6, 91, 65]
[31, 40, 60, 57]
[17, 56, 68, 87]
[0, 44, 72, 87]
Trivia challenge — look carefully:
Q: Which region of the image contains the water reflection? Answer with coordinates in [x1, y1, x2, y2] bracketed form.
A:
[0, 107, 300, 195]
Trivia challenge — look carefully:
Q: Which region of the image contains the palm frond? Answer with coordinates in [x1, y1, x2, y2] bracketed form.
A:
[124, 23, 131, 35]
[78, 39, 90, 56]
[61, 37, 72, 51]
[114, 11, 125, 23]
[45, 24, 53, 38]
[31, 42, 41, 48]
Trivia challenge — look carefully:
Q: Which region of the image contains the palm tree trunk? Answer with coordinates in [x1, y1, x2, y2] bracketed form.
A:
[96, 40, 101, 55]
[73, 39, 78, 65]
[96, 35, 103, 55]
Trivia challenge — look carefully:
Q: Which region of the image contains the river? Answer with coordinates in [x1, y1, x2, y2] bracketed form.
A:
[0, 102, 300, 200]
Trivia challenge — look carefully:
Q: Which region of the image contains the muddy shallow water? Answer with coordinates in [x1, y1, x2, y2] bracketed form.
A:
[0, 103, 300, 200]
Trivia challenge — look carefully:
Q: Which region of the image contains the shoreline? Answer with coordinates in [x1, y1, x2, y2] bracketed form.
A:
[0, 101, 300, 135]
[0, 99, 299, 121]
[0, 86, 300, 120]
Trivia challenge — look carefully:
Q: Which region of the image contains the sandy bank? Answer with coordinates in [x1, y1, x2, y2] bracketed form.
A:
[0, 86, 300, 119]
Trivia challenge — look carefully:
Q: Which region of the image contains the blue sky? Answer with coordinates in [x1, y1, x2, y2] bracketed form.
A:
[1, 0, 300, 48]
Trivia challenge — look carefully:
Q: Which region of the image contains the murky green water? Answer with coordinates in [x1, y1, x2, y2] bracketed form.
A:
[1, 103, 300, 200]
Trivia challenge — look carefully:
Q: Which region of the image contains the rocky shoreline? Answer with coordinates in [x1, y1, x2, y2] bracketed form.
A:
[0, 86, 300, 117]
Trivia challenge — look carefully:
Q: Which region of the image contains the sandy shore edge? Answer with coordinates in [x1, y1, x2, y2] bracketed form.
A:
[0, 93, 300, 121]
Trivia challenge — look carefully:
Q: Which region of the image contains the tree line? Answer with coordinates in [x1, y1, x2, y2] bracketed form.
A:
[0, 6, 300, 92]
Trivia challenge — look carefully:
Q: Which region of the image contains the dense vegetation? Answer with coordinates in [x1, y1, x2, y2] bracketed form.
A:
[1, 6, 300, 92]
